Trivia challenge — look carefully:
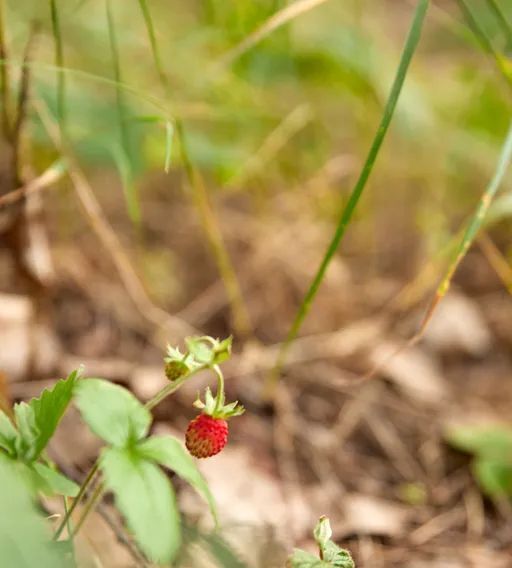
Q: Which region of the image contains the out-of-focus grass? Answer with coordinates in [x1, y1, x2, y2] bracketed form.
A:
[3, 0, 512, 315]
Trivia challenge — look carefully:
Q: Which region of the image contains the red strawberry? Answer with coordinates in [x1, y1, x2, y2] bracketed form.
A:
[185, 414, 228, 458]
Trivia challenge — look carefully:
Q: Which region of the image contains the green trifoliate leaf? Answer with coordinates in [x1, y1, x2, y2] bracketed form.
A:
[101, 446, 181, 563]
[75, 379, 151, 447]
[138, 435, 218, 523]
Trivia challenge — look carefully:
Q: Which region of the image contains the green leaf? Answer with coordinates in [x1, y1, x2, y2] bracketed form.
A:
[137, 435, 218, 523]
[322, 541, 355, 568]
[445, 425, 512, 459]
[101, 446, 181, 563]
[0, 455, 69, 567]
[14, 403, 39, 461]
[75, 379, 151, 447]
[31, 463, 79, 497]
[287, 549, 330, 568]
[0, 411, 18, 456]
[28, 370, 79, 459]
[473, 457, 512, 497]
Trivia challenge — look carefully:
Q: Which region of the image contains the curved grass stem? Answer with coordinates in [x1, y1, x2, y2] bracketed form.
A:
[264, 0, 430, 396]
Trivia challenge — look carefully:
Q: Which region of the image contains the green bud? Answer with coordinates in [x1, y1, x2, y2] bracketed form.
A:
[165, 360, 189, 381]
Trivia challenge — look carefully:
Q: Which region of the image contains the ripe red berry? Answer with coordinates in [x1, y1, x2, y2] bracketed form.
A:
[185, 414, 228, 458]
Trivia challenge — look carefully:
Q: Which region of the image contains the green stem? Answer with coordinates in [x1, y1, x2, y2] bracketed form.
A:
[53, 462, 99, 540]
[69, 481, 105, 539]
[264, 0, 430, 395]
[49, 0, 66, 139]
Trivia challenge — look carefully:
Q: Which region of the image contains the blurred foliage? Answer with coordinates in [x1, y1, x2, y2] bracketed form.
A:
[2, 0, 510, 232]
[446, 424, 512, 498]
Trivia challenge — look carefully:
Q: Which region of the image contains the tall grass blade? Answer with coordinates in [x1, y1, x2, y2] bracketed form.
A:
[49, 0, 66, 139]
[417, 120, 512, 332]
[137, 0, 168, 91]
[265, 0, 430, 395]
[164, 120, 174, 173]
[137, 2, 251, 335]
[456, 0, 512, 89]
[106, 0, 139, 225]
[485, 0, 512, 49]
[0, 0, 11, 140]
[176, 120, 252, 336]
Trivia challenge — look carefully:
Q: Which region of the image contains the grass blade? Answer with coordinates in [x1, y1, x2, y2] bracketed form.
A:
[213, 0, 330, 72]
[106, 0, 139, 225]
[265, 0, 430, 395]
[456, 0, 512, 89]
[0, 0, 11, 140]
[176, 120, 252, 336]
[485, 0, 512, 49]
[417, 121, 512, 332]
[137, 0, 168, 90]
[164, 120, 174, 173]
[49, 0, 66, 139]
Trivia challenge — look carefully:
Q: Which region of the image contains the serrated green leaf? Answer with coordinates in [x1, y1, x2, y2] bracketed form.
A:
[28, 370, 79, 459]
[0, 411, 18, 456]
[101, 446, 181, 563]
[0, 455, 69, 567]
[445, 425, 512, 459]
[137, 435, 217, 523]
[322, 541, 354, 568]
[31, 463, 79, 497]
[287, 549, 330, 568]
[473, 457, 512, 497]
[75, 379, 151, 447]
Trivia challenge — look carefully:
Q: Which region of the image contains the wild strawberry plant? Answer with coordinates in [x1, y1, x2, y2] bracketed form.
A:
[287, 516, 355, 568]
[0, 335, 244, 566]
